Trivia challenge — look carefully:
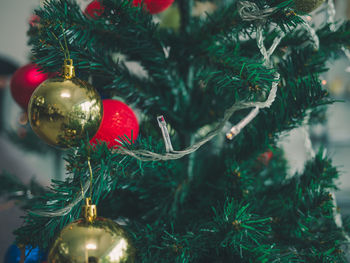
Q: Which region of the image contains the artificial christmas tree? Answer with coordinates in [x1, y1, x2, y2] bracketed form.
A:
[1, 0, 350, 262]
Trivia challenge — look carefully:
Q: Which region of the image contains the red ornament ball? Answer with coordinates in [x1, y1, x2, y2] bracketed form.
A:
[84, 0, 105, 18]
[10, 63, 53, 109]
[257, 150, 274, 166]
[132, 0, 174, 14]
[29, 14, 40, 27]
[90, 99, 139, 148]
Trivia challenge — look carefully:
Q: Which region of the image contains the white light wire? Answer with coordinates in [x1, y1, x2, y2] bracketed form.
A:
[117, 75, 279, 161]
[225, 23, 283, 140]
[31, 181, 90, 217]
[226, 107, 259, 140]
[302, 17, 320, 50]
[134, 3, 283, 159]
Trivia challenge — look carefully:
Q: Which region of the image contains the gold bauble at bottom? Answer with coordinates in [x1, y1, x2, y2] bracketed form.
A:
[28, 76, 103, 148]
[294, 0, 325, 13]
[48, 217, 135, 263]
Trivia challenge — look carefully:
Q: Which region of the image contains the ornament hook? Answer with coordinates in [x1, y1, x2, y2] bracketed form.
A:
[81, 156, 96, 223]
[63, 59, 75, 79]
[82, 197, 97, 223]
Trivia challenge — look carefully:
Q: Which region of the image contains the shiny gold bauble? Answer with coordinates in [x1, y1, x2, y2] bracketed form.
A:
[294, 0, 325, 13]
[28, 76, 103, 148]
[48, 217, 135, 263]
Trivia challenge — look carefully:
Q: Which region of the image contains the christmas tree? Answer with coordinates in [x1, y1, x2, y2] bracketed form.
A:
[2, 0, 350, 261]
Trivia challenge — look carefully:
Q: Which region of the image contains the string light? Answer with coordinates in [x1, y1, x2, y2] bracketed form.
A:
[226, 107, 259, 140]
[115, 1, 282, 161]
[157, 115, 174, 153]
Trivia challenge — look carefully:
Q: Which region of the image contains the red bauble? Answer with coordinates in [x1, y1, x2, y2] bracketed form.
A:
[90, 99, 139, 148]
[257, 150, 274, 166]
[84, 0, 105, 18]
[132, 0, 174, 14]
[29, 14, 40, 27]
[84, 0, 173, 17]
[10, 63, 53, 109]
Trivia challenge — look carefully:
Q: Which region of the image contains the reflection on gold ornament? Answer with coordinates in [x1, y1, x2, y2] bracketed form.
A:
[28, 59, 103, 148]
[48, 198, 135, 263]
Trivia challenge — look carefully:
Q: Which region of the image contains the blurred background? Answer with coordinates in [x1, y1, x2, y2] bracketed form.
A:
[0, 0, 350, 258]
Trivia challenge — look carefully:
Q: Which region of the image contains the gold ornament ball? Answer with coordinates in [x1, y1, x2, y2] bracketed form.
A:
[48, 217, 135, 263]
[28, 73, 103, 148]
[294, 0, 325, 13]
